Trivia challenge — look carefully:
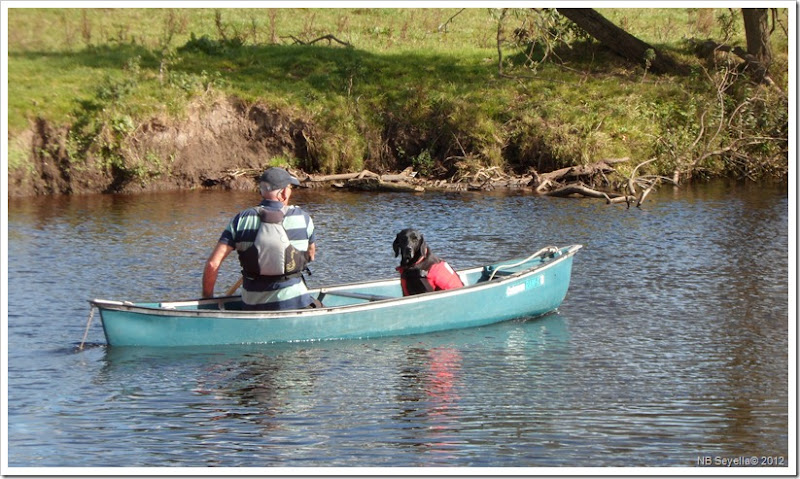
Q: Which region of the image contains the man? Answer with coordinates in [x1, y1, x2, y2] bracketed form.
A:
[202, 167, 317, 310]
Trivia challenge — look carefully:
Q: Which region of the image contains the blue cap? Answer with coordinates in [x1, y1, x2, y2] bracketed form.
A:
[259, 167, 300, 190]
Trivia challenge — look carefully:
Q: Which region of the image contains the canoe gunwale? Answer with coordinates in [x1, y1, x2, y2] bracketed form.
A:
[91, 245, 582, 320]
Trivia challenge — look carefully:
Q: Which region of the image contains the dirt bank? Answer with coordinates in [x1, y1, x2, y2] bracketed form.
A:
[6, 96, 658, 204]
[8, 98, 315, 197]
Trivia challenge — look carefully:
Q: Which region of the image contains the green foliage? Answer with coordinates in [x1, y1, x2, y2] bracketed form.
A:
[178, 33, 244, 56]
[267, 155, 297, 169]
[64, 56, 184, 186]
[6, 7, 790, 186]
[411, 149, 434, 177]
[67, 58, 142, 171]
[7, 137, 31, 173]
[168, 69, 225, 95]
[502, 8, 591, 71]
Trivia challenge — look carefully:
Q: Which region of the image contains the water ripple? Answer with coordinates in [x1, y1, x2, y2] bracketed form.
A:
[6, 182, 789, 467]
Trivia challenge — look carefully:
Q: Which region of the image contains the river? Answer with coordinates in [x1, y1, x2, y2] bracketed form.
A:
[5, 181, 791, 470]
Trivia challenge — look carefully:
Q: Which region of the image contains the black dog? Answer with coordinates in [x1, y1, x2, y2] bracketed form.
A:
[393, 228, 463, 296]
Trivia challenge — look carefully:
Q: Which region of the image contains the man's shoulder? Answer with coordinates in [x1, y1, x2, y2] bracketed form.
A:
[284, 205, 311, 218]
[229, 207, 261, 231]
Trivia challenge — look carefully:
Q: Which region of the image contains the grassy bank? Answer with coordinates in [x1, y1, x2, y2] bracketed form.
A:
[6, 7, 790, 193]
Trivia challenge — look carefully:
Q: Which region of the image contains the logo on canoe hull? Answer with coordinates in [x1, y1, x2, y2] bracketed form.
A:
[505, 276, 545, 297]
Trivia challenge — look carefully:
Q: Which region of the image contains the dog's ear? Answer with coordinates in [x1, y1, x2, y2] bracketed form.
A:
[392, 235, 401, 257]
[418, 234, 428, 257]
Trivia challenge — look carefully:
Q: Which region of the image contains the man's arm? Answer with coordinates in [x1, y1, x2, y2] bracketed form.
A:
[202, 242, 234, 298]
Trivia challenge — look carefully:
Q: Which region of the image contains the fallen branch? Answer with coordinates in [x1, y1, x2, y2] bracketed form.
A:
[637, 185, 654, 207]
[345, 177, 424, 193]
[608, 195, 637, 205]
[285, 34, 353, 47]
[545, 184, 620, 199]
[306, 170, 379, 182]
[627, 158, 656, 195]
[380, 172, 417, 182]
[211, 161, 660, 206]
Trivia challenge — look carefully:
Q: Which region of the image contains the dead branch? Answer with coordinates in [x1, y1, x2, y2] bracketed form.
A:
[627, 158, 656, 195]
[637, 185, 654, 207]
[380, 167, 417, 182]
[545, 183, 622, 200]
[285, 34, 352, 47]
[224, 157, 663, 206]
[531, 158, 628, 190]
[607, 195, 637, 205]
[306, 170, 378, 182]
[345, 177, 424, 193]
[439, 8, 465, 33]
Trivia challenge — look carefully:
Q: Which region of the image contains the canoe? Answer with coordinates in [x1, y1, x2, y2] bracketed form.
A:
[91, 245, 582, 347]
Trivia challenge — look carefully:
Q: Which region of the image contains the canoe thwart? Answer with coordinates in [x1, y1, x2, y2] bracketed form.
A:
[317, 289, 395, 302]
[480, 267, 515, 281]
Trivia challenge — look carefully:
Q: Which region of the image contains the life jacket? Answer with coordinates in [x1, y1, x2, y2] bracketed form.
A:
[428, 261, 464, 290]
[397, 260, 463, 296]
[238, 206, 307, 282]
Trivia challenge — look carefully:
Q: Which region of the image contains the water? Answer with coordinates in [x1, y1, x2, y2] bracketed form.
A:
[5, 181, 790, 469]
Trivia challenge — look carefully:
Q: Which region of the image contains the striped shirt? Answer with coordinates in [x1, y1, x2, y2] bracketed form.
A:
[219, 199, 315, 310]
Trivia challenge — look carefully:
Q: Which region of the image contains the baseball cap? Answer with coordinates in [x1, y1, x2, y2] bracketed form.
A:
[259, 167, 300, 190]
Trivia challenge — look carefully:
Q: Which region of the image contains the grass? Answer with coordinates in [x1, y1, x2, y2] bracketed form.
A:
[6, 7, 791, 183]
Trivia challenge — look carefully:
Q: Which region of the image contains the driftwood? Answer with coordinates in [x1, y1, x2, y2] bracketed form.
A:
[545, 183, 638, 205]
[306, 170, 379, 182]
[531, 158, 629, 193]
[304, 168, 423, 192]
[533, 157, 670, 208]
[298, 158, 662, 205]
[340, 177, 424, 193]
[212, 157, 666, 206]
[546, 184, 615, 199]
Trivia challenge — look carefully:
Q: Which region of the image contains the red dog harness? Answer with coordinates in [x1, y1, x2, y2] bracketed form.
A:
[397, 260, 463, 296]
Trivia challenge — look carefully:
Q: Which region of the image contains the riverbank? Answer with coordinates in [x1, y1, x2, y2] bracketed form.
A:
[6, 100, 673, 208]
[6, 8, 790, 197]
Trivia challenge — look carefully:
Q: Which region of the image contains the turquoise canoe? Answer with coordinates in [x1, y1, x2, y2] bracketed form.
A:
[91, 245, 582, 347]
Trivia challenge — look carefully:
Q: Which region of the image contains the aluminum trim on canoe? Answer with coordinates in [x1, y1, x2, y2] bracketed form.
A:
[90, 245, 581, 319]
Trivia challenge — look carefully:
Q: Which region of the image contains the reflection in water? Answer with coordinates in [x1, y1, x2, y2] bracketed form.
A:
[389, 314, 571, 466]
[91, 314, 571, 466]
[395, 346, 463, 462]
[7, 181, 788, 467]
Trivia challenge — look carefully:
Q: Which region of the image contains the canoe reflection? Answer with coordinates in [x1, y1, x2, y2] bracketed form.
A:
[96, 314, 570, 461]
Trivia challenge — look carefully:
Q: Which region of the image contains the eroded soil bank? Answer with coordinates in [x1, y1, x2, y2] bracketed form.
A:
[9, 94, 781, 202]
[9, 98, 318, 197]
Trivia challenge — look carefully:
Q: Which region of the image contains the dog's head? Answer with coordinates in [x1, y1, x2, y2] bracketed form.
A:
[393, 228, 428, 267]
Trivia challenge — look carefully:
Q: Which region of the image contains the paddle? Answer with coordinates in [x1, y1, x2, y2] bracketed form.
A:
[225, 277, 243, 296]
[223, 267, 310, 297]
